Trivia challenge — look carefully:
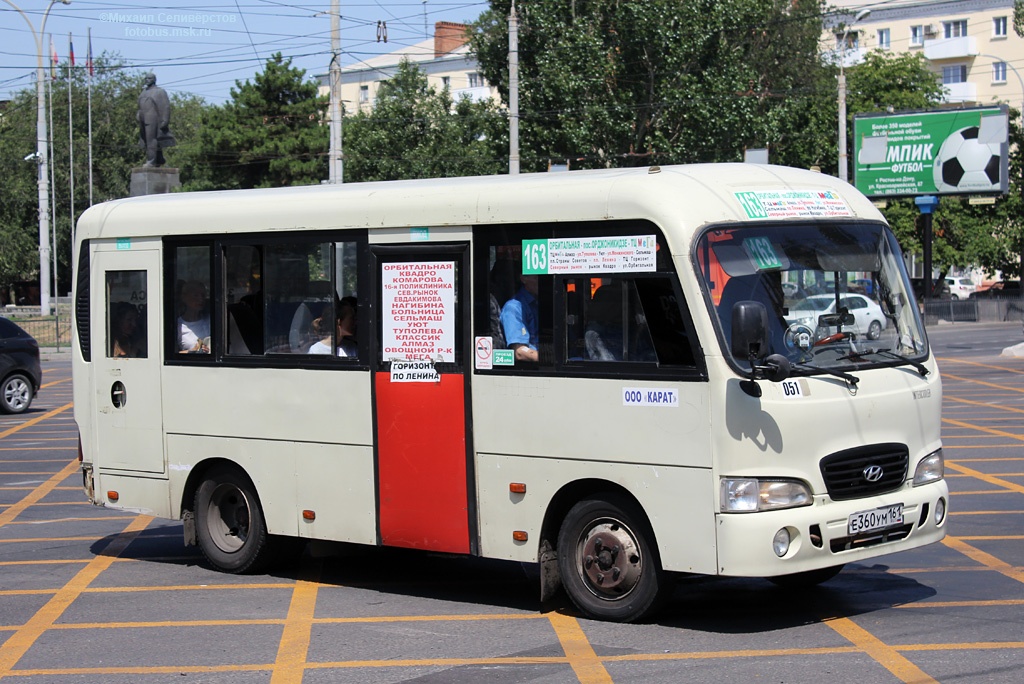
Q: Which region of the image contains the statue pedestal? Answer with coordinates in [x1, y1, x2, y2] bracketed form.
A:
[130, 167, 181, 196]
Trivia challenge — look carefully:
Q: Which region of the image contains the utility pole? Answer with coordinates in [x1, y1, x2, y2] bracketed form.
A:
[328, 0, 343, 183]
[3, 0, 70, 314]
[508, 1, 519, 175]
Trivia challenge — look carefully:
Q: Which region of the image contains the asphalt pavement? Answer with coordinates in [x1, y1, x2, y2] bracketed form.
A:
[1, 324, 1021, 683]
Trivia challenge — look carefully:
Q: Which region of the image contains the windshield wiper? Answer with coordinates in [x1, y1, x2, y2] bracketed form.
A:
[836, 348, 929, 376]
[793, 361, 859, 386]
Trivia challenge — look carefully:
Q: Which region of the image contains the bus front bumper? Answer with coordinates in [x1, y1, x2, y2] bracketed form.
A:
[714, 479, 948, 577]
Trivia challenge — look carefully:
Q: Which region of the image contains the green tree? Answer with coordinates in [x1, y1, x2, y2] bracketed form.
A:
[181, 53, 327, 190]
[469, 0, 829, 171]
[342, 59, 505, 182]
[0, 55, 206, 298]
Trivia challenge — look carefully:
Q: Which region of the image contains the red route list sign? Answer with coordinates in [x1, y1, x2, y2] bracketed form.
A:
[381, 261, 456, 361]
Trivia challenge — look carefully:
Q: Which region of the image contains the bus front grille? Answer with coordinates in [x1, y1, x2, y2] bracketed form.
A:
[820, 443, 908, 501]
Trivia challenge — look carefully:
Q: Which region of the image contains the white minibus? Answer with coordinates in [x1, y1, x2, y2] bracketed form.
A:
[73, 164, 946, 622]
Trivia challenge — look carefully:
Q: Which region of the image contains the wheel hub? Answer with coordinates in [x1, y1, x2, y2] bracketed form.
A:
[579, 521, 642, 598]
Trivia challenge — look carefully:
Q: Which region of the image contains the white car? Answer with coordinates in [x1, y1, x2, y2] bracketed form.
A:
[945, 277, 976, 299]
[786, 293, 887, 340]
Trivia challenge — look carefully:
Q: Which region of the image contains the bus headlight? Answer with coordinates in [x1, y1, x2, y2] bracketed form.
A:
[720, 479, 812, 512]
[913, 449, 944, 486]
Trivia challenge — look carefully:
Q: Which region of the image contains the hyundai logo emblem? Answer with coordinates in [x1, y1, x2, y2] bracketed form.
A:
[863, 465, 884, 482]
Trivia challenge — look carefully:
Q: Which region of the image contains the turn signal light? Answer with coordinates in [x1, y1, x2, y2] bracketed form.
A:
[107, 491, 119, 502]
[302, 510, 316, 521]
[509, 483, 526, 494]
[512, 531, 528, 541]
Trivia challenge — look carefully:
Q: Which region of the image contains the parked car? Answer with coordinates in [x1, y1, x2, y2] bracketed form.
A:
[849, 278, 874, 296]
[944, 277, 976, 299]
[910, 278, 952, 300]
[785, 293, 887, 340]
[0, 318, 42, 414]
[970, 281, 1023, 299]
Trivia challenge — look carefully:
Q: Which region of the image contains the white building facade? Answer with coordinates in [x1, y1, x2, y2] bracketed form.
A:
[824, 0, 1023, 107]
[318, 22, 497, 114]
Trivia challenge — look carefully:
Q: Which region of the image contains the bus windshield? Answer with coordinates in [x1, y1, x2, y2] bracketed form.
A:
[695, 222, 927, 375]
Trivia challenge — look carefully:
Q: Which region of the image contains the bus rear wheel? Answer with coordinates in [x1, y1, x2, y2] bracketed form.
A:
[557, 495, 665, 622]
[195, 466, 272, 574]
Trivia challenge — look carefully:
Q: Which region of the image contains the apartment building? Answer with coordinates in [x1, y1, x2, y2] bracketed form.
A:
[824, 0, 1022, 106]
[318, 22, 497, 114]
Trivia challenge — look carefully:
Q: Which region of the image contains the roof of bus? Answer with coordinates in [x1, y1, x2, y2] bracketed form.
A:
[75, 163, 884, 245]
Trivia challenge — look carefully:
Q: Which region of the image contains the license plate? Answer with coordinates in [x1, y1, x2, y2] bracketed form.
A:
[847, 503, 904, 535]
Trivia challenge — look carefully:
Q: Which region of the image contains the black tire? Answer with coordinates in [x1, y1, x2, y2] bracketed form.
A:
[557, 494, 666, 622]
[195, 466, 274, 574]
[768, 564, 845, 589]
[1, 373, 33, 414]
[867, 320, 882, 340]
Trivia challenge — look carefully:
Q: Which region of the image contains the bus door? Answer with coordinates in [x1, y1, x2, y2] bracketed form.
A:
[92, 246, 165, 474]
[371, 244, 474, 554]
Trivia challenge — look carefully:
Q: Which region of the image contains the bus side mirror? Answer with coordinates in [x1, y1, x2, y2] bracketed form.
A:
[731, 300, 769, 362]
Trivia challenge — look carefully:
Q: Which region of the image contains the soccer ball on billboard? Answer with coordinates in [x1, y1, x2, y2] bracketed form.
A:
[932, 126, 1001, 193]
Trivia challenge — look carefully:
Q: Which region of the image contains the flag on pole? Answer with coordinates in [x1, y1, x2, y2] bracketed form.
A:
[69, 34, 75, 67]
[87, 28, 93, 76]
[50, 36, 58, 80]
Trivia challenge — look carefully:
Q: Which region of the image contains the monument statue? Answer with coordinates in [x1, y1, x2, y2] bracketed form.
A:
[137, 72, 176, 167]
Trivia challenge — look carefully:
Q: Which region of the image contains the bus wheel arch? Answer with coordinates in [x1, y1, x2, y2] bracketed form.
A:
[189, 460, 274, 574]
[540, 481, 665, 621]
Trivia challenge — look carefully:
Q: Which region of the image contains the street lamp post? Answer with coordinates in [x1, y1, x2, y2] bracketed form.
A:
[838, 8, 870, 183]
[3, 0, 70, 314]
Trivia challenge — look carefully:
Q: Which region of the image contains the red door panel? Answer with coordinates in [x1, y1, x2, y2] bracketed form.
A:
[375, 372, 469, 553]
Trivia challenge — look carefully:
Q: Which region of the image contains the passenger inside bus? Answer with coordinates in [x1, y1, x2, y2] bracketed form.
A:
[308, 297, 358, 357]
[176, 281, 210, 353]
[487, 259, 517, 349]
[110, 302, 145, 358]
[500, 273, 540, 362]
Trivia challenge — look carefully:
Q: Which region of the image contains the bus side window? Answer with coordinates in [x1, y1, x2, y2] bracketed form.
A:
[225, 245, 263, 355]
[264, 242, 332, 354]
[170, 245, 212, 356]
[106, 271, 147, 359]
[565, 276, 695, 367]
[489, 250, 553, 368]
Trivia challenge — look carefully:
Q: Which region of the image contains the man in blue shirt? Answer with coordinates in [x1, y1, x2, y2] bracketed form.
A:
[500, 274, 539, 362]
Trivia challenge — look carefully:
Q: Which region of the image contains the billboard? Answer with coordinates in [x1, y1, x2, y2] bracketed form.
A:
[853, 106, 1009, 198]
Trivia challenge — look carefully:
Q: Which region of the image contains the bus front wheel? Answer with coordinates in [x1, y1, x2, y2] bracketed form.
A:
[557, 495, 665, 622]
[195, 466, 272, 574]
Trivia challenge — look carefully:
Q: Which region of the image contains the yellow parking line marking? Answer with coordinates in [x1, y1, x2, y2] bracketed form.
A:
[950, 510, 1023, 516]
[824, 617, 939, 684]
[957, 535, 1024, 540]
[943, 373, 1024, 393]
[944, 459, 1024, 495]
[0, 537, 105, 543]
[0, 404, 72, 441]
[84, 582, 296, 593]
[0, 459, 75, 462]
[316, 613, 540, 624]
[945, 395, 1024, 415]
[39, 378, 70, 389]
[898, 599, 1024, 608]
[0, 515, 151, 678]
[10, 642, 1024, 679]
[270, 562, 322, 684]
[3, 516, 136, 525]
[949, 457, 1024, 462]
[942, 537, 1024, 585]
[548, 612, 613, 684]
[0, 461, 78, 528]
[938, 358, 1024, 374]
